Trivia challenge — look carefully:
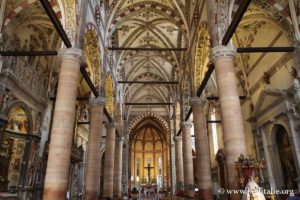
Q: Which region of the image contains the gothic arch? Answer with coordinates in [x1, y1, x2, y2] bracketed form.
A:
[128, 113, 169, 137]
[2, 0, 64, 31]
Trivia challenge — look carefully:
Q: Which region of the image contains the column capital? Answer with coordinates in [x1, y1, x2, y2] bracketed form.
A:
[58, 48, 84, 63]
[89, 97, 106, 106]
[180, 121, 192, 129]
[173, 136, 182, 143]
[116, 136, 124, 142]
[105, 121, 117, 129]
[190, 96, 207, 107]
[210, 45, 237, 63]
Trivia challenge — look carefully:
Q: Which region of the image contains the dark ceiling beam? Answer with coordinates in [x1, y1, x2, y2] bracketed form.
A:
[77, 120, 221, 125]
[80, 67, 113, 122]
[222, 0, 252, 45]
[118, 81, 179, 84]
[80, 67, 99, 97]
[207, 96, 246, 101]
[237, 47, 295, 53]
[125, 103, 173, 106]
[0, 51, 58, 56]
[108, 47, 187, 52]
[50, 96, 90, 101]
[183, 64, 215, 122]
[207, 120, 221, 124]
[177, 0, 252, 136]
[39, 0, 72, 48]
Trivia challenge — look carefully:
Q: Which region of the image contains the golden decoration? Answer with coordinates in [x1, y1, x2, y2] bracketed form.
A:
[83, 30, 102, 90]
[235, 154, 264, 188]
[194, 27, 210, 89]
[105, 74, 114, 117]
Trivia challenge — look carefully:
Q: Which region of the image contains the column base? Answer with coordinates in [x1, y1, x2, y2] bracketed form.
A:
[184, 191, 195, 198]
[197, 189, 213, 200]
[43, 186, 67, 200]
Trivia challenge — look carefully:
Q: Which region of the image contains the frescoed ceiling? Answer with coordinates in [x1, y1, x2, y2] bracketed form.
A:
[107, 0, 188, 117]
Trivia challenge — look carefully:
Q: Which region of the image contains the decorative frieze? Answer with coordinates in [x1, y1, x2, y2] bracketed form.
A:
[58, 48, 84, 63]
[210, 45, 237, 64]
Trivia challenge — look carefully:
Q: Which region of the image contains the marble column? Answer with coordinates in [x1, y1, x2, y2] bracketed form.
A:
[190, 97, 213, 200]
[174, 136, 184, 190]
[210, 45, 247, 199]
[84, 97, 105, 200]
[181, 122, 194, 197]
[122, 122, 129, 196]
[43, 48, 83, 200]
[103, 122, 116, 198]
[114, 137, 124, 198]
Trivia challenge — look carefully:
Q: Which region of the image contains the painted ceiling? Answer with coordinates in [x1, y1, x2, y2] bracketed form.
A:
[107, 0, 188, 116]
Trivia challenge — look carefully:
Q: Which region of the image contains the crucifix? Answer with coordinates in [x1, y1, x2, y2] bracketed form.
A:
[144, 163, 154, 184]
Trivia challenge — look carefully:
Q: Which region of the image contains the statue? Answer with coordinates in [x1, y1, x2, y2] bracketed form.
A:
[242, 177, 266, 200]
[235, 154, 264, 188]
[263, 72, 270, 85]
[0, 88, 13, 114]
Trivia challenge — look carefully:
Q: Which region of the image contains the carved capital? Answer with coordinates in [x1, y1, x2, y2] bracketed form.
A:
[105, 121, 117, 129]
[89, 96, 106, 107]
[58, 48, 84, 63]
[210, 45, 237, 63]
[173, 136, 182, 143]
[180, 121, 192, 129]
[190, 96, 207, 107]
[116, 136, 124, 143]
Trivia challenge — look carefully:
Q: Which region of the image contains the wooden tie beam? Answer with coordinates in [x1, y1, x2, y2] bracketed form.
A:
[108, 47, 187, 51]
[237, 47, 295, 53]
[39, 0, 72, 48]
[0, 47, 294, 57]
[177, 0, 252, 136]
[39, 0, 113, 123]
[125, 103, 173, 106]
[118, 81, 178, 84]
[0, 51, 58, 56]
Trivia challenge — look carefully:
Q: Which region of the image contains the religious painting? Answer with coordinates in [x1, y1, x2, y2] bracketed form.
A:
[32, 111, 42, 134]
[13, 158, 21, 171]
[276, 126, 298, 189]
[6, 106, 28, 134]
[0, 136, 13, 191]
[16, 143, 24, 155]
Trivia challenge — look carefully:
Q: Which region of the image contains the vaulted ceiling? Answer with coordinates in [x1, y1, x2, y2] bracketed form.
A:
[107, 0, 188, 117]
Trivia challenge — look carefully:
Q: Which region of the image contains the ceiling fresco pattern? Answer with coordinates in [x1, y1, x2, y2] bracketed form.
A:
[106, 0, 188, 117]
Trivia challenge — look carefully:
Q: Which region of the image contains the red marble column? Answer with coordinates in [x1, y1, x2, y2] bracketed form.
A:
[43, 48, 83, 200]
[210, 45, 247, 200]
[174, 136, 184, 190]
[113, 137, 124, 198]
[181, 122, 195, 198]
[191, 97, 213, 200]
[103, 122, 116, 198]
[84, 97, 105, 200]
